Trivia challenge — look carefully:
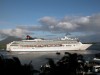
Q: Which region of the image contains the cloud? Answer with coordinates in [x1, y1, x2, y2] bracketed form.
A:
[0, 28, 29, 38]
[0, 13, 100, 42]
[38, 14, 100, 34]
[38, 16, 58, 31]
[14, 14, 100, 34]
[38, 14, 100, 42]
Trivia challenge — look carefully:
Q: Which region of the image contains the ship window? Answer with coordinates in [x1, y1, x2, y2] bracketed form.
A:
[66, 45, 71, 46]
[11, 45, 18, 46]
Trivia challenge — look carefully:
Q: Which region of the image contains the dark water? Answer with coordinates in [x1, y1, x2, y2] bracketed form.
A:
[0, 50, 100, 70]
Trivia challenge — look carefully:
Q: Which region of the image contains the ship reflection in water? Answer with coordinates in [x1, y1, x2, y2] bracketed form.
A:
[1, 50, 100, 75]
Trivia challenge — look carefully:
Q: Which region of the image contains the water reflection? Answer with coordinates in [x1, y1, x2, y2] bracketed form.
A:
[0, 50, 100, 70]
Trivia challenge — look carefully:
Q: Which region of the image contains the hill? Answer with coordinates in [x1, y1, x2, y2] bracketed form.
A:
[0, 36, 23, 50]
[0, 36, 22, 45]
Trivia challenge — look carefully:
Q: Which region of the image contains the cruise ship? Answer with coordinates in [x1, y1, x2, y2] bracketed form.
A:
[6, 35, 92, 51]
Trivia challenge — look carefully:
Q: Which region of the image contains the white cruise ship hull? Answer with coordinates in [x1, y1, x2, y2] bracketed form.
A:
[6, 35, 92, 52]
[6, 44, 92, 52]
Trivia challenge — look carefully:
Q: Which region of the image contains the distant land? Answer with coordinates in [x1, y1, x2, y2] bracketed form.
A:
[0, 36, 22, 50]
[0, 36, 100, 50]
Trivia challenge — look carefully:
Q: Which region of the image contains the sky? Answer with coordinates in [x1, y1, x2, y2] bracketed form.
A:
[0, 0, 100, 42]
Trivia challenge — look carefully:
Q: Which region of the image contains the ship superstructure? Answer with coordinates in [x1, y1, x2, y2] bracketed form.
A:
[6, 35, 92, 51]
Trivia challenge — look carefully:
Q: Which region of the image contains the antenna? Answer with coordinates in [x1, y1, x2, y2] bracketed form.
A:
[65, 32, 71, 36]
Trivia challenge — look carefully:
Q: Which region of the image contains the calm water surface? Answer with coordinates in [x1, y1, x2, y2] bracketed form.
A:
[0, 50, 100, 70]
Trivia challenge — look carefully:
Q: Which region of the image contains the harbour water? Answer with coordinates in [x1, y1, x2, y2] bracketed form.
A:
[0, 50, 100, 70]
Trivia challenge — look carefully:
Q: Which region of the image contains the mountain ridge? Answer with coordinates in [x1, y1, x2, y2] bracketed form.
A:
[0, 36, 22, 45]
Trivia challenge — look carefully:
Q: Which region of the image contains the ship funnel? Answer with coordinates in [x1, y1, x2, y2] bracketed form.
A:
[26, 35, 33, 40]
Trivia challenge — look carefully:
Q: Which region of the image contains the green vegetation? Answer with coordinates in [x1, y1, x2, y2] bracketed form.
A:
[0, 44, 6, 50]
